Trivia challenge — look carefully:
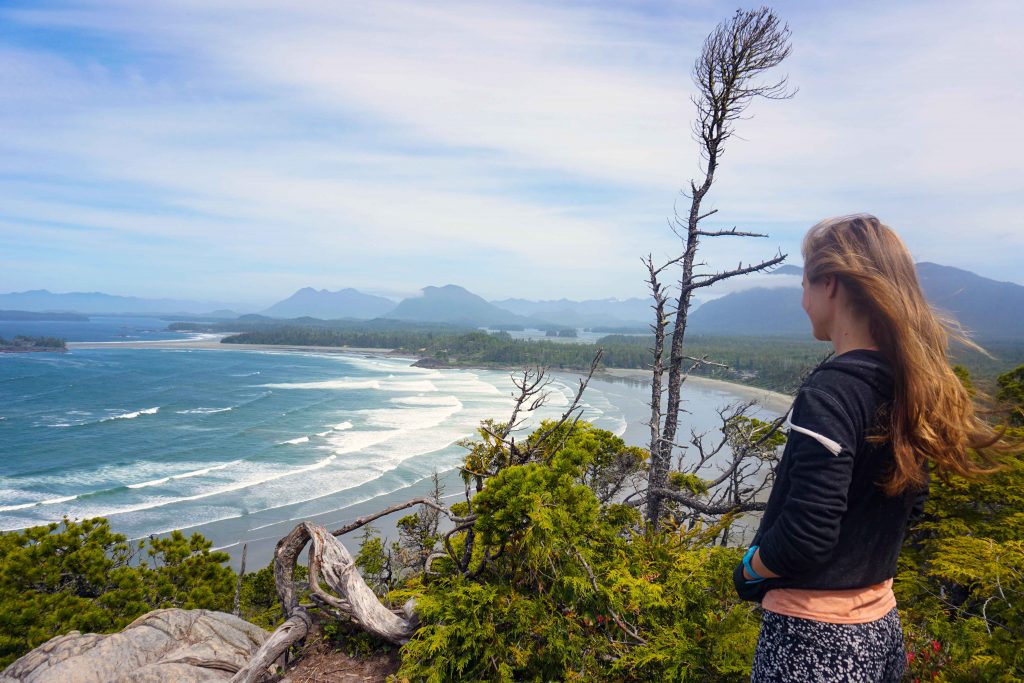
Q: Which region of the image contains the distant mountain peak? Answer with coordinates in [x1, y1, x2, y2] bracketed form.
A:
[262, 287, 394, 320]
[422, 284, 472, 294]
[0, 290, 246, 315]
[387, 285, 521, 326]
[770, 265, 803, 276]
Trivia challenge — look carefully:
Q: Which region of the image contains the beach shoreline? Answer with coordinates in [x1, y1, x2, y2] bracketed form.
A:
[68, 336, 795, 413]
[62, 336, 791, 569]
[68, 335, 396, 356]
[596, 367, 793, 415]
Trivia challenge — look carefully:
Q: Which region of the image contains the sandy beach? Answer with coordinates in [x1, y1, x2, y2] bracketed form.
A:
[598, 367, 793, 415]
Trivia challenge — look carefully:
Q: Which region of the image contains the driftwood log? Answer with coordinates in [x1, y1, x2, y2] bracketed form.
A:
[229, 519, 421, 683]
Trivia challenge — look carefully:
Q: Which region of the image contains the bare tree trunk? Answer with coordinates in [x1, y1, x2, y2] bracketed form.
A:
[645, 7, 793, 527]
[230, 611, 312, 683]
[233, 543, 247, 618]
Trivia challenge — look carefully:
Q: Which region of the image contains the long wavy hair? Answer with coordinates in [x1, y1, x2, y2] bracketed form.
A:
[802, 214, 1005, 495]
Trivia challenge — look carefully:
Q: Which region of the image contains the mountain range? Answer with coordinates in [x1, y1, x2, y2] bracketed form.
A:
[257, 287, 653, 328]
[493, 297, 653, 328]
[0, 290, 244, 317]
[4, 262, 1022, 340]
[688, 263, 1024, 340]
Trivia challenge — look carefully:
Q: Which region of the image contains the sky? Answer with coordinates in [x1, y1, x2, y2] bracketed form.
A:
[1, 0, 1022, 309]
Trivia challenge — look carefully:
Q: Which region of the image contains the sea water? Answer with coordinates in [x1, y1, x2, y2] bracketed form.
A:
[0, 347, 641, 537]
[0, 342, 782, 564]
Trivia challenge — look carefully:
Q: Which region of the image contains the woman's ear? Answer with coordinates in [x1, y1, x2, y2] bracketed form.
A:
[823, 274, 839, 298]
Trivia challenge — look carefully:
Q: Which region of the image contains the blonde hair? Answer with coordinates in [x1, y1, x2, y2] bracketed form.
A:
[802, 214, 1005, 495]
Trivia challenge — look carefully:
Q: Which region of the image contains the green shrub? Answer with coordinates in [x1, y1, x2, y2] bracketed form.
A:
[394, 423, 759, 682]
[0, 518, 234, 668]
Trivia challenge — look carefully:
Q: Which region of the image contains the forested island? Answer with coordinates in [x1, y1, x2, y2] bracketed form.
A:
[0, 335, 66, 352]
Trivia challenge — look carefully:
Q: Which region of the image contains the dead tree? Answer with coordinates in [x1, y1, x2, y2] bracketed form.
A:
[645, 7, 795, 527]
[651, 403, 785, 536]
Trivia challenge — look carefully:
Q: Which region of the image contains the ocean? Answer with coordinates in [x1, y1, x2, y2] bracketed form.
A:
[0, 319, 784, 566]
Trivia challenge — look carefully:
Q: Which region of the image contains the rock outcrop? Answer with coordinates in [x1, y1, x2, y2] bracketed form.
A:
[0, 609, 268, 683]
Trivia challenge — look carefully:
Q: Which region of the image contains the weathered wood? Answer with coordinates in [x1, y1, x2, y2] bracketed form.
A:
[306, 534, 352, 615]
[644, 8, 793, 527]
[307, 524, 417, 643]
[237, 519, 419, 681]
[229, 610, 312, 683]
[273, 523, 313, 617]
[329, 497, 455, 537]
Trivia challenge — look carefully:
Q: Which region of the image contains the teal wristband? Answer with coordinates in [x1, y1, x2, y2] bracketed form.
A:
[742, 545, 765, 583]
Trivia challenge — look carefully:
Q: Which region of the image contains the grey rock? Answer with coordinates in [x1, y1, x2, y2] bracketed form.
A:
[1, 609, 269, 683]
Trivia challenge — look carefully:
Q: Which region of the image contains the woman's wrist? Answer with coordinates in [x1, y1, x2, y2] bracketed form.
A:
[744, 546, 780, 580]
[742, 545, 765, 582]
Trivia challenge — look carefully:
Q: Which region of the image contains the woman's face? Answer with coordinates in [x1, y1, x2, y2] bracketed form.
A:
[801, 273, 832, 342]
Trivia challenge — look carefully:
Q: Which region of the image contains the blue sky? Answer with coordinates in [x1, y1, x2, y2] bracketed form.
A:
[1, 0, 1021, 307]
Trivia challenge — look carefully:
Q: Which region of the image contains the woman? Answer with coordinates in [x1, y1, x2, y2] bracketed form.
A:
[733, 214, 1004, 681]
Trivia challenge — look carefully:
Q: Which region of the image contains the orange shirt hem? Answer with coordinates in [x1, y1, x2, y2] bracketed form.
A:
[762, 578, 896, 624]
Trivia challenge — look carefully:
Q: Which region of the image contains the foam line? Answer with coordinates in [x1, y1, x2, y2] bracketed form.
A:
[101, 407, 160, 422]
[0, 494, 79, 512]
[126, 460, 243, 489]
[261, 379, 380, 390]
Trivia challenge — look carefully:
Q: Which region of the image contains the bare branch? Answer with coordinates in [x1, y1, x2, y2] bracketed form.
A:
[524, 349, 603, 456]
[651, 487, 767, 514]
[686, 251, 787, 293]
[232, 543, 247, 618]
[231, 611, 311, 683]
[696, 226, 769, 238]
[330, 497, 471, 538]
[681, 355, 729, 370]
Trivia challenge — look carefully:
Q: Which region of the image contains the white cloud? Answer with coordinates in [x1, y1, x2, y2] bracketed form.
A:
[0, 0, 1021, 305]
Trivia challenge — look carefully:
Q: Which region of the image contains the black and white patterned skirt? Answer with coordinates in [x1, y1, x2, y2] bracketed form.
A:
[751, 607, 905, 682]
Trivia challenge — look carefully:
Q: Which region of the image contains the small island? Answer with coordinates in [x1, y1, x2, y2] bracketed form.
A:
[0, 335, 67, 352]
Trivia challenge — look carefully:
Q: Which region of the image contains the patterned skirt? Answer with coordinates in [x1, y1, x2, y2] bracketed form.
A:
[751, 607, 905, 682]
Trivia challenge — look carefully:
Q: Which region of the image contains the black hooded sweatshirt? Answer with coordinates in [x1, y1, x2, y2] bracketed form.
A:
[733, 349, 928, 603]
